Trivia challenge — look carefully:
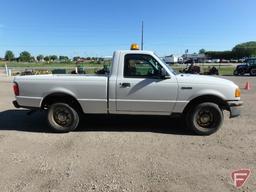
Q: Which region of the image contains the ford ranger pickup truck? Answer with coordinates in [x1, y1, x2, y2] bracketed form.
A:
[12, 44, 243, 135]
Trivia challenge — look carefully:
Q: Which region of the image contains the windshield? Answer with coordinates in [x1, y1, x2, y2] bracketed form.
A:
[153, 53, 178, 75]
[246, 59, 256, 66]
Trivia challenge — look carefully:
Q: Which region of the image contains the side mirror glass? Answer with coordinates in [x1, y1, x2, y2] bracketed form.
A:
[161, 68, 171, 79]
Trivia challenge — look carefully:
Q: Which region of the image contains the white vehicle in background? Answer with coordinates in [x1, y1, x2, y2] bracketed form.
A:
[212, 59, 220, 63]
[163, 55, 178, 64]
[163, 55, 183, 64]
[12, 44, 243, 135]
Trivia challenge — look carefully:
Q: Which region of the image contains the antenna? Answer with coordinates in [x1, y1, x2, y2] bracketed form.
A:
[141, 21, 144, 50]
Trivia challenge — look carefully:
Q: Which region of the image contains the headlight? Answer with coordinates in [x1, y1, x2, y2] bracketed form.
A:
[235, 88, 241, 97]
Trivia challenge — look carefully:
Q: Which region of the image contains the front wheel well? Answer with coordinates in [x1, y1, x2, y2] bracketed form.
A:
[41, 93, 83, 113]
[183, 95, 227, 115]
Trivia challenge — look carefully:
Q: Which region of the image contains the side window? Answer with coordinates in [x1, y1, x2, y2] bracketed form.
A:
[124, 54, 163, 78]
[247, 59, 256, 65]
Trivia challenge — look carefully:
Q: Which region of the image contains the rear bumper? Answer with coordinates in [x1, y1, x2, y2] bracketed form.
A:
[227, 101, 243, 118]
[13, 100, 37, 110]
[13, 100, 20, 108]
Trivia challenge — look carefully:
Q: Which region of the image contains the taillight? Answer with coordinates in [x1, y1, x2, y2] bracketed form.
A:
[13, 82, 19, 96]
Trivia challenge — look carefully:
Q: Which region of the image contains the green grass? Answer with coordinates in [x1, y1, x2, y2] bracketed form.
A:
[217, 66, 235, 75]
[0, 61, 109, 75]
[172, 65, 235, 76]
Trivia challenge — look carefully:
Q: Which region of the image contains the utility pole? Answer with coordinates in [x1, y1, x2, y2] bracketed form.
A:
[141, 21, 144, 50]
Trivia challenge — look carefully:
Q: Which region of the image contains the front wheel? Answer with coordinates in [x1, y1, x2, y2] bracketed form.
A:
[47, 103, 80, 132]
[250, 68, 256, 76]
[186, 102, 223, 135]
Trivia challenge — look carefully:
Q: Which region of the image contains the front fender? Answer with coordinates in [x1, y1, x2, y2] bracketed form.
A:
[188, 89, 226, 101]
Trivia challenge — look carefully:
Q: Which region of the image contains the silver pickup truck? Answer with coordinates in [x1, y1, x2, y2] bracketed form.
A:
[13, 46, 243, 135]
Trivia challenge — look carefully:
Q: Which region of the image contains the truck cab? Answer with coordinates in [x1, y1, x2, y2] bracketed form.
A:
[108, 50, 178, 115]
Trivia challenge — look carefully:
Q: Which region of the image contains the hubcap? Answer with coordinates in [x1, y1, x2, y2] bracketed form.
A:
[53, 106, 73, 127]
[196, 109, 214, 128]
[200, 114, 210, 123]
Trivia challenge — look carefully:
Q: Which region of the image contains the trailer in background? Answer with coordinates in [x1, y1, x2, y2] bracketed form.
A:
[163, 55, 183, 64]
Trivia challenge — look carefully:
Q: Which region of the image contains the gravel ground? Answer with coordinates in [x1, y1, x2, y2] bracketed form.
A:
[0, 76, 255, 192]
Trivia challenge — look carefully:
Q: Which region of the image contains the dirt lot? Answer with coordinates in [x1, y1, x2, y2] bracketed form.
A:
[0, 76, 255, 192]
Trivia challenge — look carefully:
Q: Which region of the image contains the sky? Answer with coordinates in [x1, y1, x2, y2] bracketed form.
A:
[0, 0, 255, 58]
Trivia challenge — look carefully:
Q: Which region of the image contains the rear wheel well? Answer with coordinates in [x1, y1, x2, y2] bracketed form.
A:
[41, 93, 83, 113]
[183, 95, 227, 115]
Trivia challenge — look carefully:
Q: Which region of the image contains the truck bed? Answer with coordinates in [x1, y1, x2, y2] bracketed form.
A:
[14, 74, 108, 113]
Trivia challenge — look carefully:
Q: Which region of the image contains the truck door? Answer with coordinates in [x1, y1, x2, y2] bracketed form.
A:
[116, 53, 178, 114]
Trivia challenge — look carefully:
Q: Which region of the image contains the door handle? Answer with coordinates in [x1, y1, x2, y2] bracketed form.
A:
[120, 82, 131, 88]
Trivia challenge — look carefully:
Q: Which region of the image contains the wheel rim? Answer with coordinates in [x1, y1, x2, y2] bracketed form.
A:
[251, 69, 256, 75]
[196, 108, 214, 128]
[53, 105, 74, 127]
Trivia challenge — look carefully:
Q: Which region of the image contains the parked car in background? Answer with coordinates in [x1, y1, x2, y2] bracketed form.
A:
[233, 58, 256, 76]
[230, 59, 239, 63]
[212, 59, 220, 63]
[221, 59, 230, 63]
[238, 58, 246, 63]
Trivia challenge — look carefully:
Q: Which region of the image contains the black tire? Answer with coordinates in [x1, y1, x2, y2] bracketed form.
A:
[250, 68, 256, 76]
[238, 69, 245, 76]
[233, 70, 238, 76]
[47, 103, 79, 132]
[186, 102, 223, 135]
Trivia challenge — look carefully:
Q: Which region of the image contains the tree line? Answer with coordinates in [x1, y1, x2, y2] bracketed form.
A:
[3, 51, 102, 63]
[4, 51, 70, 62]
[3, 41, 256, 62]
[204, 41, 256, 59]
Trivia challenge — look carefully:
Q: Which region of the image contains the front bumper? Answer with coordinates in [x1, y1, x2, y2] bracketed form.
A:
[227, 101, 243, 118]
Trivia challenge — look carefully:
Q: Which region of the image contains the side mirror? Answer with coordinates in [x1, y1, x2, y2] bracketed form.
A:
[161, 68, 171, 79]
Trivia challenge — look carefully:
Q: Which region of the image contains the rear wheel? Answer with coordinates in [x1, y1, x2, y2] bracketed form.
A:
[238, 69, 245, 76]
[186, 102, 223, 135]
[250, 68, 256, 76]
[47, 103, 79, 132]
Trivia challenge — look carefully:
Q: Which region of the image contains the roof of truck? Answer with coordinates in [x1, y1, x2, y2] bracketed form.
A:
[115, 50, 155, 55]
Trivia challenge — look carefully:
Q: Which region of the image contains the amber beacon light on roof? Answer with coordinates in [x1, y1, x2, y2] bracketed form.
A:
[130, 43, 140, 50]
